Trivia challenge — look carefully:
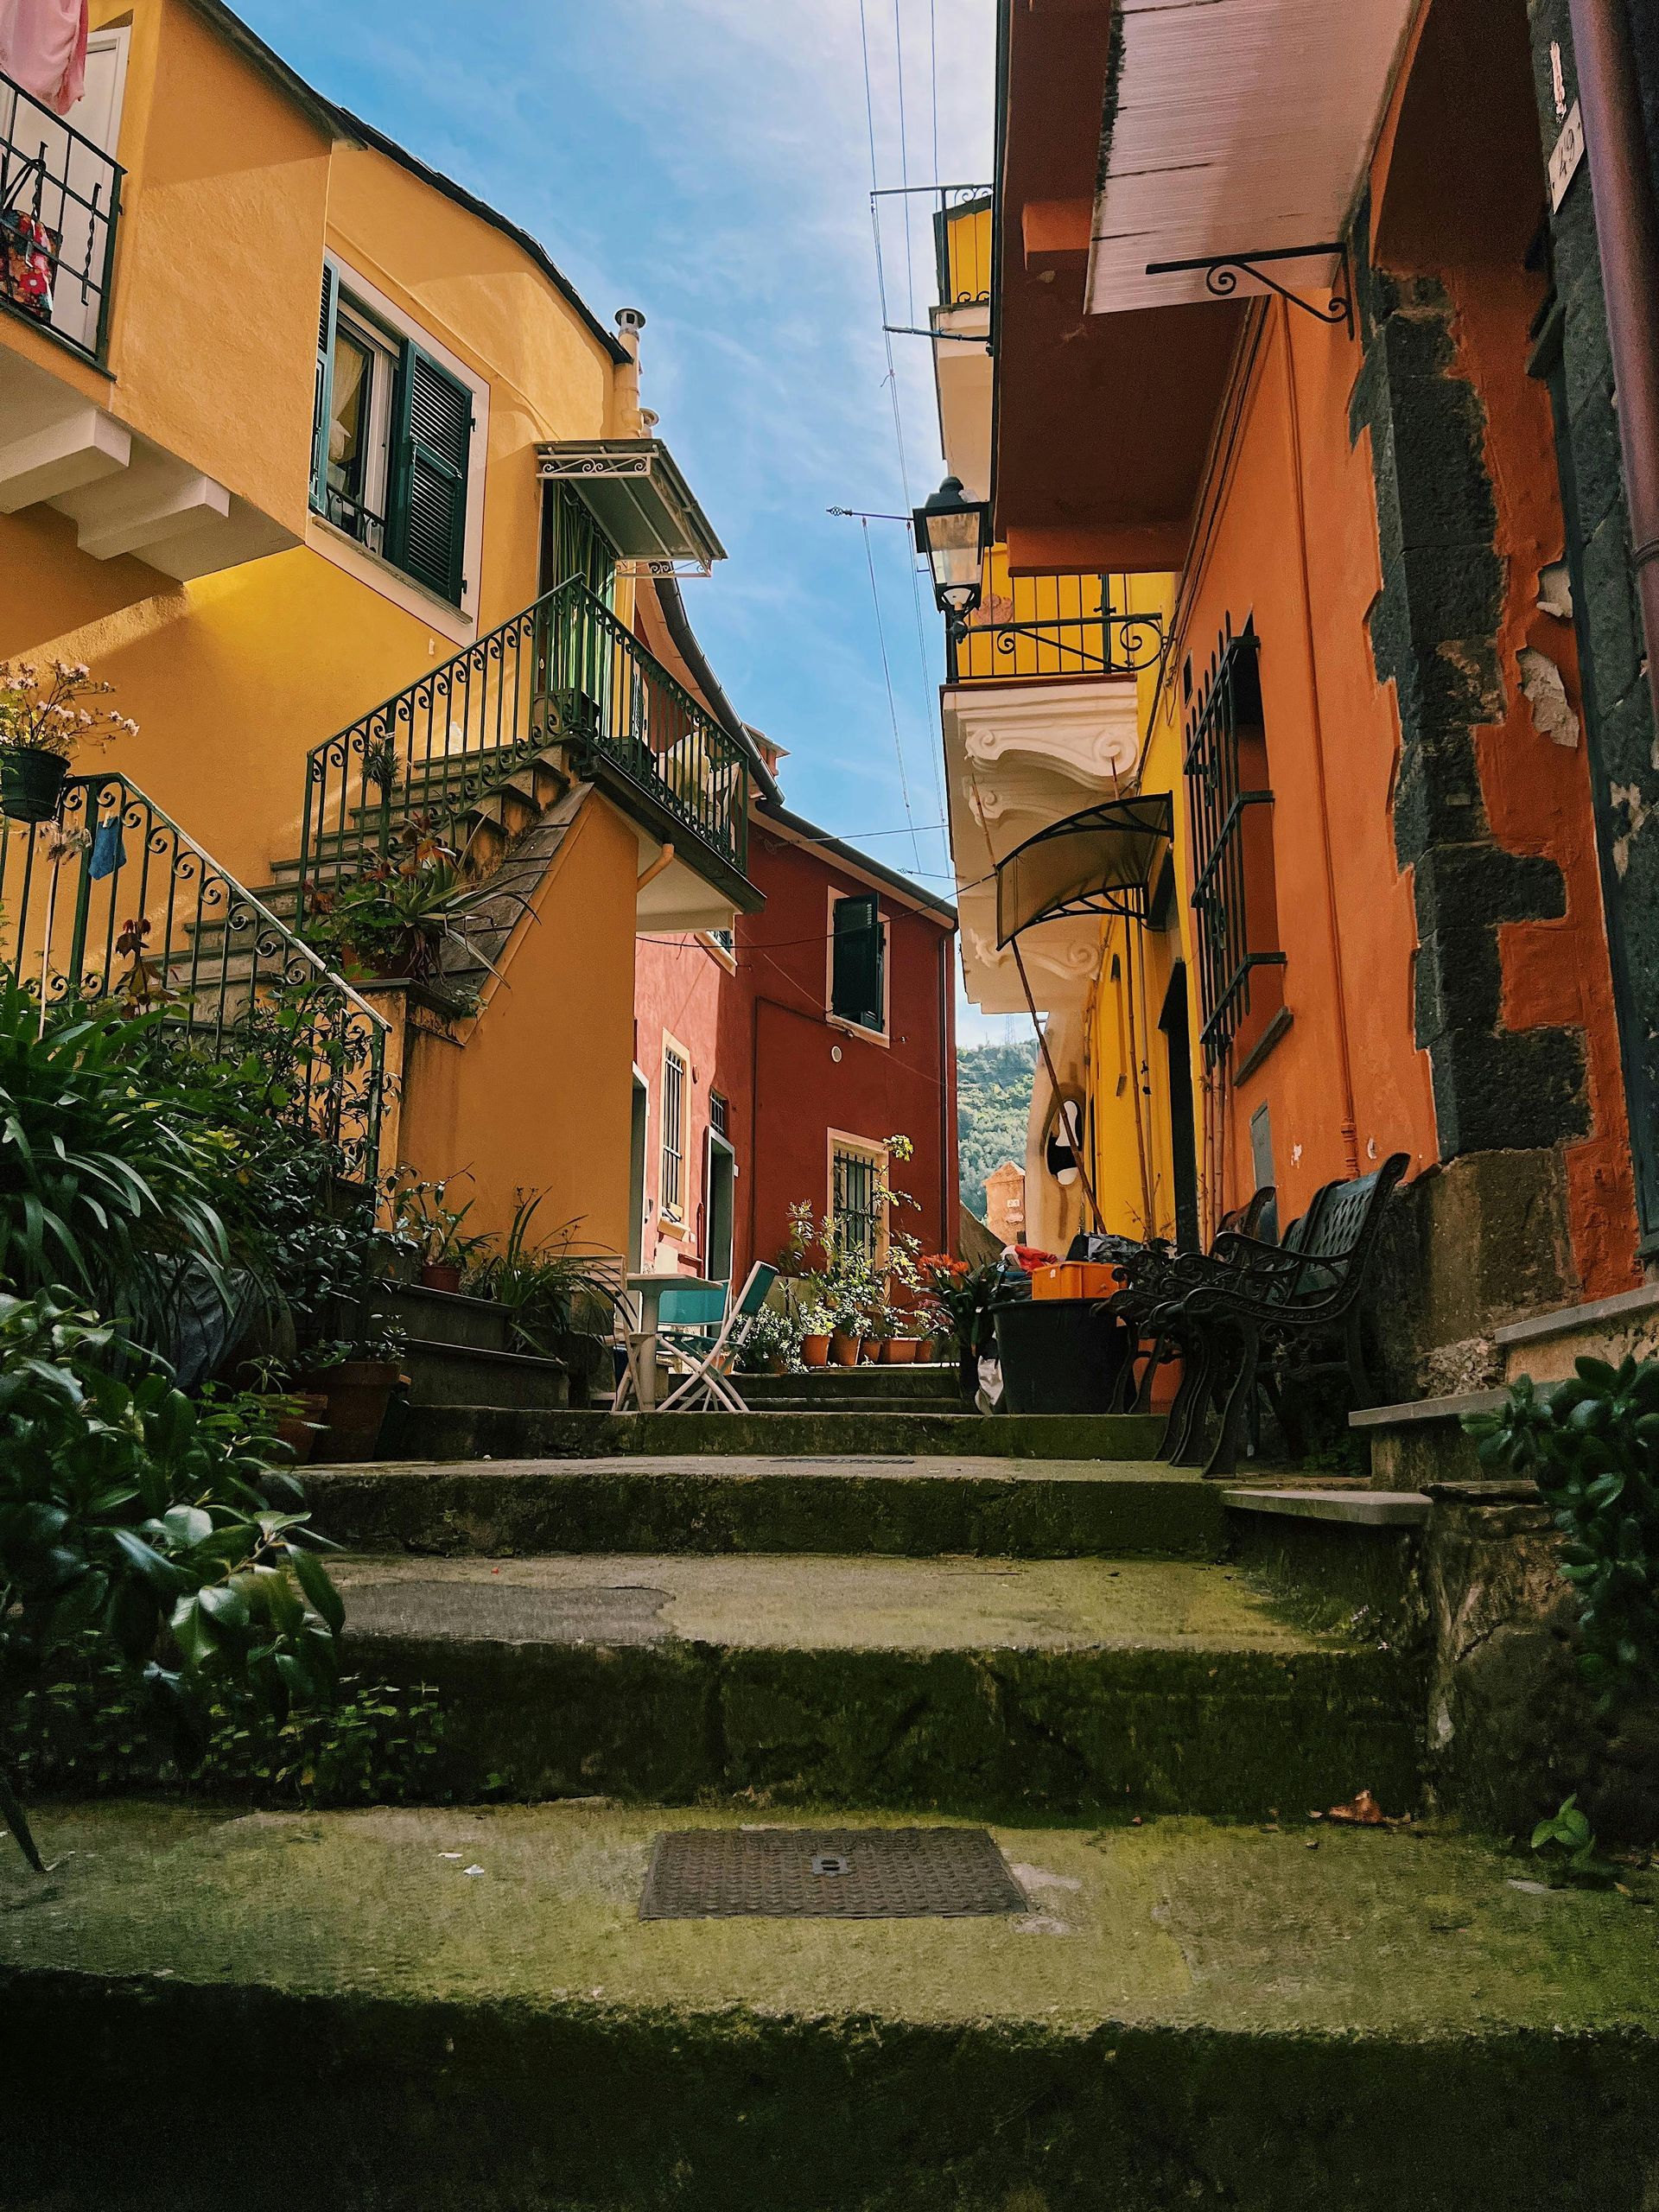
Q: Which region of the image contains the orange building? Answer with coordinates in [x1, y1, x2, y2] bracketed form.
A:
[981, 0, 1659, 1395]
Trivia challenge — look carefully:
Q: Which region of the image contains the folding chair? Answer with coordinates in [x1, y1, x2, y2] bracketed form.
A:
[657, 1263, 779, 1413]
[615, 1281, 728, 1411]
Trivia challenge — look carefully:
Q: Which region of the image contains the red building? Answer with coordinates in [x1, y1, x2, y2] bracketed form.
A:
[628, 587, 957, 1282]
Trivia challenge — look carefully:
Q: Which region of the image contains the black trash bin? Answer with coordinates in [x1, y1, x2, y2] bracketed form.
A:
[991, 1295, 1127, 1414]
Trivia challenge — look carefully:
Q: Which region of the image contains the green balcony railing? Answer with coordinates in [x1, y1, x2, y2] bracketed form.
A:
[0, 772, 389, 1179]
[296, 576, 750, 909]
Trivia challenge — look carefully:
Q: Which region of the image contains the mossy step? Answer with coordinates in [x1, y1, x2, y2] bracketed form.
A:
[4, 1801, 1654, 2212]
[328, 1553, 1421, 1818]
[741, 1363, 963, 1405]
[378, 1403, 1167, 1461]
[304, 1453, 1226, 1560]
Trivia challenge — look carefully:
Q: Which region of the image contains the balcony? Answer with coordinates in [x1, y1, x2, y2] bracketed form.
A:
[298, 576, 758, 935]
[0, 66, 121, 365]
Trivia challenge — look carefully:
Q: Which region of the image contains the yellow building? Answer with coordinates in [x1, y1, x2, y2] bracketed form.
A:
[925, 197, 1194, 1256]
[0, 0, 760, 1250]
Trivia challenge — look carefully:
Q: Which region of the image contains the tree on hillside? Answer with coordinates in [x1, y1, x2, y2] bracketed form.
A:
[956, 1038, 1038, 1218]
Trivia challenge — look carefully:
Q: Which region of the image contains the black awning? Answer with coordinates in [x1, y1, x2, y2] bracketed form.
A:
[995, 793, 1173, 946]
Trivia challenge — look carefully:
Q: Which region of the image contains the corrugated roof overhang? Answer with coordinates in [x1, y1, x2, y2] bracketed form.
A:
[537, 439, 726, 574]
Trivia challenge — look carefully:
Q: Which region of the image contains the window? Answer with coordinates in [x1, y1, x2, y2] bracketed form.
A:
[660, 1039, 687, 1225]
[709, 1090, 728, 1137]
[708, 928, 735, 957]
[830, 893, 886, 1034]
[831, 1136, 887, 1259]
[312, 264, 474, 607]
[1184, 621, 1284, 1065]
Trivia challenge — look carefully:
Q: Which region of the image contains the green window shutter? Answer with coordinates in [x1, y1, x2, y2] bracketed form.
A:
[831, 894, 884, 1032]
[388, 343, 473, 605]
[311, 262, 337, 513]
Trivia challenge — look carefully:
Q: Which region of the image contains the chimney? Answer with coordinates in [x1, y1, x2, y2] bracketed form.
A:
[614, 307, 646, 435]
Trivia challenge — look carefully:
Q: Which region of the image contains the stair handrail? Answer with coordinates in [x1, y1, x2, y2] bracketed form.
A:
[0, 767, 390, 1179]
[296, 575, 750, 908]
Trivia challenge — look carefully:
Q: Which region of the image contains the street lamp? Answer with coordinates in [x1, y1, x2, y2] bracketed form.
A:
[912, 475, 990, 637]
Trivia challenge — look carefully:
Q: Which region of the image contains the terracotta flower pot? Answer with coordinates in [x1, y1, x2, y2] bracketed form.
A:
[765, 1352, 789, 1376]
[830, 1330, 861, 1368]
[887, 1338, 918, 1364]
[304, 1358, 404, 1464]
[0, 746, 68, 823]
[418, 1260, 463, 1294]
[913, 1338, 937, 1363]
[274, 1391, 328, 1467]
[801, 1332, 831, 1368]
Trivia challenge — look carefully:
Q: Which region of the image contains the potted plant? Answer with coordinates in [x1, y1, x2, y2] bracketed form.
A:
[299, 1330, 407, 1462]
[304, 826, 534, 994]
[917, 1252, 1006, 1400]
[738, 1303, 799, 1376]
[385, 1166, 492, 1294]
[0, 657, 136, 823]
[798, 1302, 833, 1367]
[464, 1189, 624, 1408]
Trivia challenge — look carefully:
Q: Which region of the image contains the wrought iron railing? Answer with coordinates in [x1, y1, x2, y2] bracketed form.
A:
[0, 65, 123, 363]
[296, 575, 750, 906]
[0, 772, 389, 1177]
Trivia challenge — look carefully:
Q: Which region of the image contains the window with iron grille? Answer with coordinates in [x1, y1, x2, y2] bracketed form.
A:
[661, 1041, 687, 1223]
[832, 1143, 883, 1258]
[1184, 622, 1284, 1065]
[709, 1090, 728, 1137]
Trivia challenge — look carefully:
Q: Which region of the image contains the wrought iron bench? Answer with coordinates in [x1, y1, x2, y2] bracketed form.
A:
[1158, 1154, 1410, 1479]
[1104, 1185, 1277, 1415]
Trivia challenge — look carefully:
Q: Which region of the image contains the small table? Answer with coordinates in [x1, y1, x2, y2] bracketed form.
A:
[622, 1273, 725, 1411]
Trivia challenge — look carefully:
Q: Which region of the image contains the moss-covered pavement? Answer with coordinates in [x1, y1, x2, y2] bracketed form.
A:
[305, 1452, 1227, 1558]
[329, 1552, 1422, 1816]
[3, 1799, 1655, 2210]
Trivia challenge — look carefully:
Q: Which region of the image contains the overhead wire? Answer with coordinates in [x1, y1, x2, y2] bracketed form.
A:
[861, 518, 924, 869]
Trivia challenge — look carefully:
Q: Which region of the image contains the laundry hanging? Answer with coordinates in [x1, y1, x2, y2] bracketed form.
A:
[87, 813, 125, 880]
[0, 0, 89, 116]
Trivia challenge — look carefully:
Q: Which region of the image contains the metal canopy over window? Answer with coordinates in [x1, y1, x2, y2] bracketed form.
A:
[994, 794, 1173, 946]
[537, 438, 726, 577]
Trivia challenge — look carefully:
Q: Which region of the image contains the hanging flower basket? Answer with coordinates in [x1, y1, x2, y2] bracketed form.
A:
[0, 746, 69, 823]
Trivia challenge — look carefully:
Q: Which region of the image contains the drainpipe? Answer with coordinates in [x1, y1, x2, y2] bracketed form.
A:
[637, 840, 676, 894]
[1567, 0, 1659, 741]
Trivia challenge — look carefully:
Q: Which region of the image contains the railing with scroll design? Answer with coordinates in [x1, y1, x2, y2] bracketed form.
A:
[0, 64, 123, 363]
[296, 575, 749, 909]
[931, 186, 993, 308]
[0, 772, 389, 1179]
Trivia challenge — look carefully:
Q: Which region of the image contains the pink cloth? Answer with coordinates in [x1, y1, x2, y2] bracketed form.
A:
[0, 0, 89, 117]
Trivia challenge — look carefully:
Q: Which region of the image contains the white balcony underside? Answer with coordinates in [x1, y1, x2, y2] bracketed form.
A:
[0, 346, 296, 581]
[941, 676, 1141, 1016]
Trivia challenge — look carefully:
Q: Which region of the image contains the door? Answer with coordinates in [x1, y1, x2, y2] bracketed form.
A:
[705, 1130, 735, 1284]
[1159, 963, 1201, 1251]
[0, 27, 129, 356]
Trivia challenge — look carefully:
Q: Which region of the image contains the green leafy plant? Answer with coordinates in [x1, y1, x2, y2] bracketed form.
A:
[0, 1289, 346, 1868]
[1467, 1356, 1659, 1709]
[0, 981, 232, 1345]
[467, 1190, 623, 1357]
[384, 1167, 493, 1274]
[304, 830, 534, 988]
[915, 1252, 1005, 1359]
[737, 1302, 800, 1374]
[1529, 1794, 1613, 1887]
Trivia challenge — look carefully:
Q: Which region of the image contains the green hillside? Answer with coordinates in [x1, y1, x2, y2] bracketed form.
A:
[957, 1037, 1038, 1217]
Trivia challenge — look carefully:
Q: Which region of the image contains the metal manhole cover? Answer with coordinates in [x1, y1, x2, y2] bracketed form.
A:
[639, 1827, 1027, 1920]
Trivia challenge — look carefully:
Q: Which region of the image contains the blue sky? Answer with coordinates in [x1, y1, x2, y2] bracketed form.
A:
[238, 0, 1021, 1046]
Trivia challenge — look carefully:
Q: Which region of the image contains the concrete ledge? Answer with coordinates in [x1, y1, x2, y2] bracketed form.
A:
[1224, 1487, 1432, 1529]
[1495, 1281, 1659, 1348]
[1348, 1389, 1506, 1429]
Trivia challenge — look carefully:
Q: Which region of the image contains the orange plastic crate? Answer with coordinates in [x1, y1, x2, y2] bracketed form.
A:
[1030, 1262, 1122, 1301]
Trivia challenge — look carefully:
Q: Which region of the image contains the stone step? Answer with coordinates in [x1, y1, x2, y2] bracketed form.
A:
[327, 1551, 1422, 1818]
[377, 1404, 1167, 1462]
[302, 1453, 1227, 1560]
[370, 1281, 510, 1353]
[401, 1340, 567, 1413]
[1349, 1389, 1506, 1487]
[741, 1362, 963, 1409]
[6, 1800, 1651, 2212]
